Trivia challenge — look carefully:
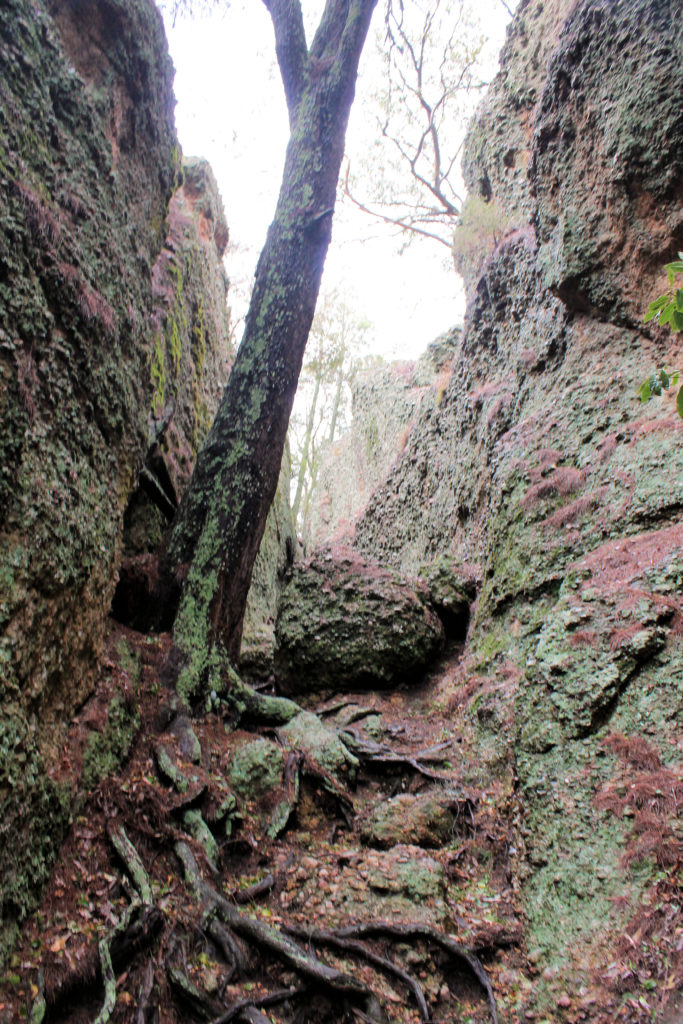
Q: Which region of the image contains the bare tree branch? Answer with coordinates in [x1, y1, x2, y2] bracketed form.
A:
[343, 162, 453, 248]
[261, 0, 309, 123]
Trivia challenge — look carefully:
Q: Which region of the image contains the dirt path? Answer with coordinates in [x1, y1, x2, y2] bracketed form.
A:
[1, 625, 526, 1024]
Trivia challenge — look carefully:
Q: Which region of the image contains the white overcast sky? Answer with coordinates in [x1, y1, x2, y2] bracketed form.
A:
[160, 1, 513, 360]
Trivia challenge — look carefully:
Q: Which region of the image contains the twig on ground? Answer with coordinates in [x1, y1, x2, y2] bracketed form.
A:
[211, 986, 304, 1024]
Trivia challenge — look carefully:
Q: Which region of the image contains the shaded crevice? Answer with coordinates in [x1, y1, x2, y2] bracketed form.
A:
[435, 602, 471, 644]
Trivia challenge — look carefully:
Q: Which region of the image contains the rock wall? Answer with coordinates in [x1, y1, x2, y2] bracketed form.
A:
[0, 0, 178, 948]
[0, 0, 294, 948]
[355, 0, 683, 998]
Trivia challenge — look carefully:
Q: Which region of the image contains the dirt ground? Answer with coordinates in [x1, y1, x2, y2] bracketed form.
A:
[0, 622, 680, 1023]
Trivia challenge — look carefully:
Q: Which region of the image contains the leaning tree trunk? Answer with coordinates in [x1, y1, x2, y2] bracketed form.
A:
[163, 0, 378, 701]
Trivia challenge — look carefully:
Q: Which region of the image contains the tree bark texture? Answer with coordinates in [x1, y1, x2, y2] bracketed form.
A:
[164, 0, 378, 700]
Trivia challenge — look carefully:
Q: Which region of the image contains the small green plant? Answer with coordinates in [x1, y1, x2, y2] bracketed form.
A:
[640, 255, 683, 416]
[452, 195, 512, 281]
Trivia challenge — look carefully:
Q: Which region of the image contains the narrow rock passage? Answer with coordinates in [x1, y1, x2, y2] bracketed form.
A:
[3, 625, 523, 1024]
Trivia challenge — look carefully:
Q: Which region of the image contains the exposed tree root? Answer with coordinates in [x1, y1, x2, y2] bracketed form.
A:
[232, 872, 276, 905]
[267, 752, 302, 838]
[166, 960, 221, 1019]
[340, 729, 462, 782]
[289, 928, 431, 1022]
[135, 961, 155, 1024]
[108, 824, 153, 904]
[175, 842, 372, 1004]
[301, 754, 356, 825]
[93, 935, 116, 1024]
[222, 667, 301, 726]
[25, 654, 512, 1024]
[211, 986, 304, 1024]
[284, 922, 500, 1024]
[175, 839, 500, 1024]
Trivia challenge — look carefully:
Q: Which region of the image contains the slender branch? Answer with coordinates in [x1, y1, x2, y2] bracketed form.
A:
[344, 164, 452, 247]
[261, 0, 309, 122]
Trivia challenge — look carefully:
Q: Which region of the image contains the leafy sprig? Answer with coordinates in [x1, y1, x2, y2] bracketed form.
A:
[640, 255, 683, 417]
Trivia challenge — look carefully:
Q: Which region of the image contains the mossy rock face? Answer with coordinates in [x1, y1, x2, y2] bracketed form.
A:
[274, 549, 444, 694]
[81, 694, 141, 791]
[531, 0, 683, 322]
[0, 0, 176, 954]
[227, 739, 284, 802]
[348, 0, 683, 996]
[359, 791, 466, 850]
[0, 710, 72, 964]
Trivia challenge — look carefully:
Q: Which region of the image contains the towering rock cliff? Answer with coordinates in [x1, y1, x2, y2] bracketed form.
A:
[0, 0, 247, 951]
[354, 0, 683, 1003]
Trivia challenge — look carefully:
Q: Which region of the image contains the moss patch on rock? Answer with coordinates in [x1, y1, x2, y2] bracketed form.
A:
[274, 549, 444, 694]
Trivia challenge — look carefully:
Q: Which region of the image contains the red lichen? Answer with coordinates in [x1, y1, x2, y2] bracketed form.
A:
[521, 466, 586, 509]
[569, 629, 599, 648]
[545, 487, 608, 528]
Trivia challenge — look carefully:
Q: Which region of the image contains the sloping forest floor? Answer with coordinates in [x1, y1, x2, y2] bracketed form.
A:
[0, 620, 680, 1023]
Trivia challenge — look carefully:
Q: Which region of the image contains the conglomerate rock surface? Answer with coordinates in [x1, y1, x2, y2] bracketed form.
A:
[0, 0, 176, 950]
[274, 549, 444, 694]
[350, 0, 683, 1006]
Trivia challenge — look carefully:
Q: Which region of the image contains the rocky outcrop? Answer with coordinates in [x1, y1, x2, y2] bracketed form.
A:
[119, 155, 232, 560]
[0, 0, 178, 951]
[354, 0, 683, 1002]
[306, 333, 458, 549]
[274, 549, 444, 694]
[359, 791, 469, 850]
[0, 0, 296, 950]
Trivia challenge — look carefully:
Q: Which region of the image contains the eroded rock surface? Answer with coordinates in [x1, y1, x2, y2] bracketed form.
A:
[0, 0, 176, 951]
[274, 549, 444, 694]
[348, 0, 683, 1004]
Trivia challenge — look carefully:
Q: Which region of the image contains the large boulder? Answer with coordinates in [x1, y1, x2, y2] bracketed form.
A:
[274, 549, 444, 694]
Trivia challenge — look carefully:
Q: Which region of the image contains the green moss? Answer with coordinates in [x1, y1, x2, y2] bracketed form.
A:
[151, 333, 166, 414]
[116, 636, 141, 683]
[0, 713, 72, 966]
[228, 738, 283, 800]
[168, 316, 182, 375]
[81, 694, 140, 791]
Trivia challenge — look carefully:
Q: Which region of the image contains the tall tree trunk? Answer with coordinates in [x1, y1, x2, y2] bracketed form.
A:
[163, 0, 377, 701]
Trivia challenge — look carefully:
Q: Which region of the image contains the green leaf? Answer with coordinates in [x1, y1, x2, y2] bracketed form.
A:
[673, 310, 683, 331]
[677, 385, 683, 418]
[638, 378, 652, 403]
[660, 369, 670, 388]
[659, 304, 676, 327]
[677, 289, 683, 312]
[665, 259, 683, 274]
[672, 372, 680, 387]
